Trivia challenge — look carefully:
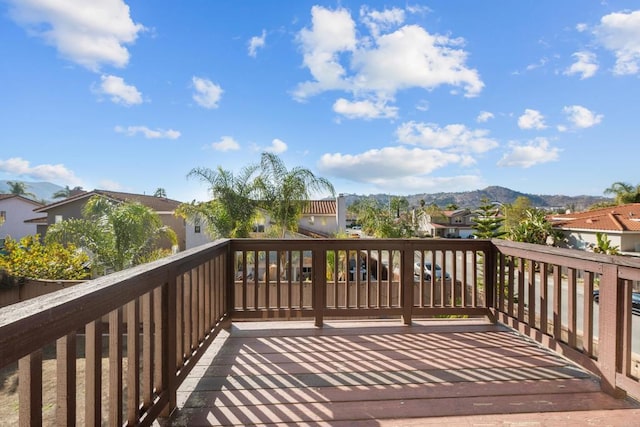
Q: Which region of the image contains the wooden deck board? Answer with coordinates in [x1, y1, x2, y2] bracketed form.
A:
[161, 319, 640, 426]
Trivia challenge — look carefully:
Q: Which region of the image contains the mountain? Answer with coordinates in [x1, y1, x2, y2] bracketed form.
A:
[0, 180, 64, 203]
[343, 186, 611, 211]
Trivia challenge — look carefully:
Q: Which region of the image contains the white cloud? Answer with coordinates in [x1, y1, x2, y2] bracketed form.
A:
[318, 146, 464, 183]
[396, 122, 498, 153]
[564, 51, 598, 79]
[476, 111, 495, 123]
[192, 76, 223, 109]
[7, 0, 144, 71]
[563, 105, 603, 128]
[517, 109, 546, 130]
[497, 138, 560, 168]
[248, 30, 266, 57]
[115, 125, 180, 139]
[360, 6, 405, 38]
[211, 136, 240, 151]
[595, 10, 640, 75]
[265, 138, 288, 154]
[293, 6, 483, 110]
[576, 23, 588, 32]
[0, 157, 82, 185]
[95, 75, 142, 106]
[333, 98, 398, 119]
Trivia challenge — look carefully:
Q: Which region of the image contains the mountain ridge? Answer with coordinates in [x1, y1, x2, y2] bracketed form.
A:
[343, 185, 610, 211]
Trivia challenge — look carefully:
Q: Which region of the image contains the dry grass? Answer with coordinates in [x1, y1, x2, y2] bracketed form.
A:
[0, 344, 130, 426]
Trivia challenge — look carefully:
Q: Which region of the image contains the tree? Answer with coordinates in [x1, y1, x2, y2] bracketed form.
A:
[177, 164, 260, 238]
[593, 232, 619, 255]
[508, 208, 563, 245]
[349, 197, 414, 238]
[255, 152, 335, 237]
[472, 198, 506, 239]
[502, 196, 533, 234]
[6, 181, 35, 199]
[389, 196, 409, 218]
[52, 185, 84, 199]
[46, 195, 177, 274]
[0, 235, 89, 280]
[153, 187, 167, 198]
[604, 181, 640, 205]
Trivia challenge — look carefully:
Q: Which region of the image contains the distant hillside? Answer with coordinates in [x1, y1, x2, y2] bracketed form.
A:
[0, 180, 64, 203]
[344, 186, 610, 211]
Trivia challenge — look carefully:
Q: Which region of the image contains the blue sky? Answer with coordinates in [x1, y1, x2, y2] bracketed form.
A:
[1, 1, 639, 203]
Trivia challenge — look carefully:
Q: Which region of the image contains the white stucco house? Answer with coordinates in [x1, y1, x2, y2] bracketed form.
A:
[0, 194, 44, 244]
[185, 195, 347, 249]
[550, 203, 640, 256]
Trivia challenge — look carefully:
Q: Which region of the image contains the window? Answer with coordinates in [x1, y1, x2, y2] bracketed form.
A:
[55, 215, 63, 224]
[0, 211, 5, 221]
[194, 225, 201, 233]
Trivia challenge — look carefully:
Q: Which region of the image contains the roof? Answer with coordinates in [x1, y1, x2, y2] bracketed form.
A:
[0, 194, 44, 207]
[550, 203, 640, 232]
[302, 200, 336, 215]
[34, 190, 181, 213]
[442, 209, 473, 217]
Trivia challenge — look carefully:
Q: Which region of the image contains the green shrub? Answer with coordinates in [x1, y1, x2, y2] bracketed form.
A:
[0, 235, 90, 281]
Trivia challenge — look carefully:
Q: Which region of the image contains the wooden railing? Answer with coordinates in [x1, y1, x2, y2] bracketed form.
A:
[230, 239, 494, 324]
[0, 238, 638, 425]
[0, 239, 231, 426]
[491, 239, 640, 401]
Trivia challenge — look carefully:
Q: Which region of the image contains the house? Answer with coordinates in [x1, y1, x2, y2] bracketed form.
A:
[550, 203, 640, 255]
[416, 208, 476, 238]
[33, 190, 186, 250]
[297, 195, 347, 237]
[185, 195, 347, 249]
[0, 194, 44, 244]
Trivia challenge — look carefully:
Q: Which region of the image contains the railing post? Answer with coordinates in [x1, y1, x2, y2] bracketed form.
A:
[598, 264, 625, 398]
[401, 245, 413, 325]
[484, 243, 496, 310]
[313, 249, 326, 327]
[226, 243, 235, 319]
[161, 267, 178, 417]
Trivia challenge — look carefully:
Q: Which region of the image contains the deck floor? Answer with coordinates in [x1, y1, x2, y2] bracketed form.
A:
[162, 319, 640, 426]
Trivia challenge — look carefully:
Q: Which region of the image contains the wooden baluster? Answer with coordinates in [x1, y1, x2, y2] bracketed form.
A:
[127, 299, 140, 425]
[56, 332, 76, 426]
[19, 350, 42, 427]
[85, 320, 102, 426]
[142, 292, 154, 410]
[108, 308, 123, 426]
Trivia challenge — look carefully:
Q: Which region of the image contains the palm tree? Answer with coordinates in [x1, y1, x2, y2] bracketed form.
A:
[45, 195, 177, 274]
[6, 181, 35, 199]
[52, 185, 84, 199]
[176, 164, 260, 238]
[604, 182, 640, 205]
[255, 152, 335, 237]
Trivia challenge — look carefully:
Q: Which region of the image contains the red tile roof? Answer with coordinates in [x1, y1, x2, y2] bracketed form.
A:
[550, 203, 640, 232]
[302, 200, 336, 215]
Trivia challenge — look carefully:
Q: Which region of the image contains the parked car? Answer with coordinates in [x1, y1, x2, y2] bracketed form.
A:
[593, 289, 640, 315]
[414, 261, 450, 280]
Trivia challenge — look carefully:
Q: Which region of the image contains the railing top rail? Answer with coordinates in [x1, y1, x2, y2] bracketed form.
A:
[492, 238, 640, 271]
[230, 238, 494, 251]
[0, 239, 231, 368]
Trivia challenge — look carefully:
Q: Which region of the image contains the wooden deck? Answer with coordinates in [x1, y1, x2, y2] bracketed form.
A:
[160, 319, 640, 426]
